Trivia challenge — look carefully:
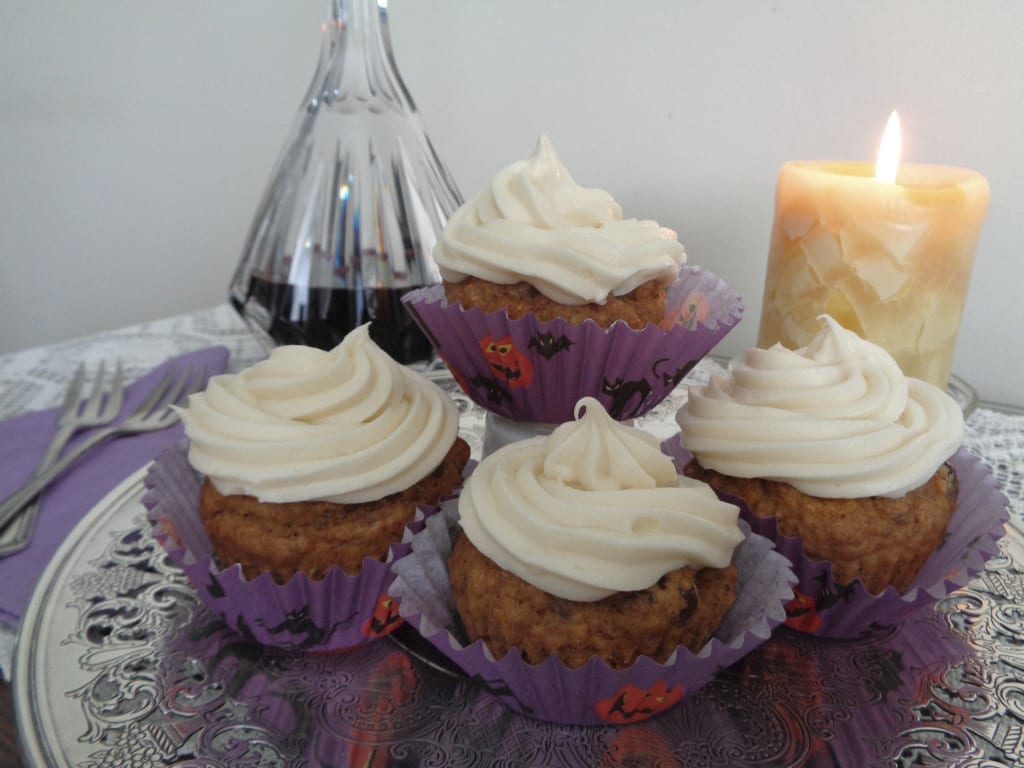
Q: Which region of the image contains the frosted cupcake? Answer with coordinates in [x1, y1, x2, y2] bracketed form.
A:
[144, 324, 469, 651]
[176, 324, 469, 581]
[438, 134, 685, 330]
[677, 315, 963, 596]
[389, 398, 795, 724]
[403, 136, 742, 424]
[451, 397, 744, 668]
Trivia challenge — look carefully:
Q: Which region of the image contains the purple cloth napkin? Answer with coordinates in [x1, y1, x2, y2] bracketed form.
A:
[0, 346, 229, 625]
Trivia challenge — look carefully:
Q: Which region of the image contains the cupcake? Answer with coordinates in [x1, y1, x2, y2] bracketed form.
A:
[178, 324, 469, 582]
[676, 314, 964, 597]
[389, 397, 796, 724]
[144, 324, 469, 651]
[437, 134, 685, 330]
[451, 397, 744, 669]
[403, 136, 743, 425]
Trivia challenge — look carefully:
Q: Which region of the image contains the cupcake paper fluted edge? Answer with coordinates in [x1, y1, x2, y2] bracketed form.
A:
[143, 440, 414, 652]
[388, 495, 795, 726]
[402, 265, 743, 424]
[661, 439, 1010, 639]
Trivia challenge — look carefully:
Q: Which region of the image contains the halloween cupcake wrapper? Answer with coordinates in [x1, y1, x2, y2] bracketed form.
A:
[402, 265, 743, 424]
[662, 440, 1010, 639]
[143, 441, 412, 653]
[388, 496, 796, 726]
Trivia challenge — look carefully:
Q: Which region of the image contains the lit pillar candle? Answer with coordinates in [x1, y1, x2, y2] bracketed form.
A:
[757, 111, 990, 388]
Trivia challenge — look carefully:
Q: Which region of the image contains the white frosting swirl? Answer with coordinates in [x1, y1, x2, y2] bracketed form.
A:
[177, 325, 459, 504]
[434, 135, 686, 305]
[459, 397, 742, 602]
[676, 316, 964, 499]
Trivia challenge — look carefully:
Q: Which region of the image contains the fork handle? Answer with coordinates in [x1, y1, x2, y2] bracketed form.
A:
[0, 424, 78, 548]
[0, 423, 78, 533]
[0, 425, 120, 531]
[0, 502, 39, 556]
[35, 425, 79, 476]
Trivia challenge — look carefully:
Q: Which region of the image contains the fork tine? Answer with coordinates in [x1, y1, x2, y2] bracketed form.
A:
[101, 361, 126, 420]
[162, 366, 193, 408]
[129, 369, 179, 419]
[80, 361, 107, 420]
[182, 368, 208, 401]
[151, 366, 194, 418]
[166, 368, 205, 420]
[58, 364, 87, 422]
[35, 363, 88, 473]
[143, 367, 197, 427]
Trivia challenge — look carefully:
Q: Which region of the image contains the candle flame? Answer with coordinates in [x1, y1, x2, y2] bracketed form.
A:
[874, 110, 901, 183]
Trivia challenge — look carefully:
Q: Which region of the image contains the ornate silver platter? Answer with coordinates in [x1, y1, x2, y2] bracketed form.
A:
[11, 465, 1024, 767]
[12, 369, 1024, 767]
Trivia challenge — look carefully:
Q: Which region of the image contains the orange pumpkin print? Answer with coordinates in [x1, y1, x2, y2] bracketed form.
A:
[479, 335, 534, 388]
[784, 590, 823, 634]
[361, 593, 403, 638]
[344, 652, 417, 767]
[600, 724, 677, 766]
[595, 679, 684, 724]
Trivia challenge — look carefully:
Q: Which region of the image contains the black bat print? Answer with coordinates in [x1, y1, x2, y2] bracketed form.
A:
[470, 374, 513, 405]
[528, 332, 575, 361]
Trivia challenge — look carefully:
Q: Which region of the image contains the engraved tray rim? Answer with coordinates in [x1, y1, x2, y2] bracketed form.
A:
[13, 465, 152, 768]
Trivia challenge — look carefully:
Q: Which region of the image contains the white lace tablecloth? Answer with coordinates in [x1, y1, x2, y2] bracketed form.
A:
[1, 303, 1022, 678]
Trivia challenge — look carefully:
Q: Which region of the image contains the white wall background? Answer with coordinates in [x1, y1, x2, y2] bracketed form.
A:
[1, 1, 1021, 406]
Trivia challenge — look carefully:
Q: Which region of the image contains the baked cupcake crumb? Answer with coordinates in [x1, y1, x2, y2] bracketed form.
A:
[200, 437, 470, 582]
[445, 276, 667, 329]
[684, 458, 957, 594]
[447, 396, 743, 669]
[449, 532, 737, 669]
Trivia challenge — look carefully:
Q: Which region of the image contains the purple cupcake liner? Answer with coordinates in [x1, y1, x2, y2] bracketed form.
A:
[662, 439, 1010, 639]
[402, 265, 743, 424]
[143, 441, 412, 653]
[388, 495, 796, 726]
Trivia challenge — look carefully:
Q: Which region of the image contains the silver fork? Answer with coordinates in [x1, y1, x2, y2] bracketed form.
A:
[0, 362, 125, 556]
[0, 366, 204, 536]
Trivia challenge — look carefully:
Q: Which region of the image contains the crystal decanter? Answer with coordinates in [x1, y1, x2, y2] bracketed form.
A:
[229, 0, 462, 364]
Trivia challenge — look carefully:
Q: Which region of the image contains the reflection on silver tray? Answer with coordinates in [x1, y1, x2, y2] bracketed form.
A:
[13, 371, 1022, 767]
[13, 474, 1024, 766]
